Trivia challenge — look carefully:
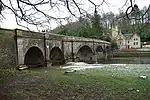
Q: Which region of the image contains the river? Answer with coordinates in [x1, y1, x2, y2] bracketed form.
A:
[60, 57, 150, 72]
[98, 57, 150, 64]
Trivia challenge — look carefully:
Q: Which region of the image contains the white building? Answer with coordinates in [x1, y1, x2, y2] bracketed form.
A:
[111, 27, 141, 50]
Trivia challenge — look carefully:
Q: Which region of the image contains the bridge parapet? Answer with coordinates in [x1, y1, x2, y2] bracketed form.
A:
[16, 29, 44, 39]
[47, 33, 110, 44]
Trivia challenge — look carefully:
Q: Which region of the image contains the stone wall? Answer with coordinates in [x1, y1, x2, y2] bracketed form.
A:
[0, 28, 111, 67]
[0, 28, 17, 67]
[16, 29, 45, 65]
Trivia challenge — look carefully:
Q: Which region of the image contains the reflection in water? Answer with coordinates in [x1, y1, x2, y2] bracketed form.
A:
[61, 57, 150, 71]
[61, 62, 150, 77]
[62, 62, 128, 71]
[62, 62, 104, 71]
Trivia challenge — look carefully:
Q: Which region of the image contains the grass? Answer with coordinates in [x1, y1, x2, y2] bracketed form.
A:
[0, 65, 150, 100]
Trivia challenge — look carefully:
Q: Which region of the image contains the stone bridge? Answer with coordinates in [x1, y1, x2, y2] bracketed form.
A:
[0, 28, 111, 67]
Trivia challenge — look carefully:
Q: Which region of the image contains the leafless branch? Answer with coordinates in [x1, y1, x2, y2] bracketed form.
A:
[121, 0, 129, 9]
[72, 0, 82, 15]
[65, 0, 76, 16]
[1, 0, 148, 31]
[125, 0, 150, 20]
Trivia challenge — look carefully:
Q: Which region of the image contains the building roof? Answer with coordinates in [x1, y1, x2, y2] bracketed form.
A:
[123, 34, 134, 40]
[117, 34, 124, 40]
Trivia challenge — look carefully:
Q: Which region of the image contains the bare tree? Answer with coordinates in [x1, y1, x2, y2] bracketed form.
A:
[0, 0, 149, 30]
[0, 0, 108, 30]
[125, 0, 150, 21]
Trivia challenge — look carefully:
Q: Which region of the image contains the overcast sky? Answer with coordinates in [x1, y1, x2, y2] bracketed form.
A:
[1, 0, 149, 31]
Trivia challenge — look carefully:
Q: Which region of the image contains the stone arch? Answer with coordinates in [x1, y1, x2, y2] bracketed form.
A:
[96, 45, 104, 52]
[76, 45, 93, 63]
[105, 45, 111, 52]
[75, 44, 94, 54]
[49, 47, 65, 65]
[24, 46, 44, 67]
[95, 45, 105, 62]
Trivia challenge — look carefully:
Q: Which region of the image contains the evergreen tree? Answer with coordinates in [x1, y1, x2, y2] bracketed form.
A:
[91, 9, 103, 39]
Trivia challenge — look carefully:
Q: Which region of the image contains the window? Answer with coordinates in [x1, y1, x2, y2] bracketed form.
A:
[134, 39, 135, 41]
[136, 38, 138, 40]
[136, 42, 138, 45]
[134, 42, 135, 45]
[128, 41, 129, 43]
[120, 42, 121, 45]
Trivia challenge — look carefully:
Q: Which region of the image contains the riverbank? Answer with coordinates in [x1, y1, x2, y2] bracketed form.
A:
[1, 64, 150, 100]
[113, 51, 150, 57]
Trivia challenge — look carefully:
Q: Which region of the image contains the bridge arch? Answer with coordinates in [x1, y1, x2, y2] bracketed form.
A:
[49, 47, 65, 65]
[105, 45, 111, 52]
[96, 45, 104, 52]
[76, 45, 93, 63]
[24, 46, 44, 67]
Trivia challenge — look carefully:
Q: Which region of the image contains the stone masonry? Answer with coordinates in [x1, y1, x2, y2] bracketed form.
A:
[0, 28, 111, 67]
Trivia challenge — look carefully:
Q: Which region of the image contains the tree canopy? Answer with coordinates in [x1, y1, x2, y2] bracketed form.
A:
[54, 5, 150, 42]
